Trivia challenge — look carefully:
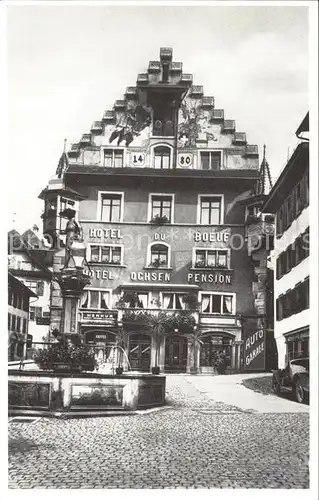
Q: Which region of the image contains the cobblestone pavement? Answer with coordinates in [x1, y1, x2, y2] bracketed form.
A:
[8, 375, 309, 489]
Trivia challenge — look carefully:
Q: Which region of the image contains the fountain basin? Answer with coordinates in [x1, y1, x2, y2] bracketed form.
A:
[8, 370, 166, 418]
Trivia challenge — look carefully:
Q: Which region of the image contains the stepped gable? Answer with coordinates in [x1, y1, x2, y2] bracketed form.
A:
[67, 47, 258, 162]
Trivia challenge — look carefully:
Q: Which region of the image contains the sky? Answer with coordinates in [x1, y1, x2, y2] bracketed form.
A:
[6, 3, 309, 233]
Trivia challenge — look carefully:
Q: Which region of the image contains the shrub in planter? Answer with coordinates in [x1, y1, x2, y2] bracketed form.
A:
[33, 344, 96, 372]
[150, 214, 170, 225]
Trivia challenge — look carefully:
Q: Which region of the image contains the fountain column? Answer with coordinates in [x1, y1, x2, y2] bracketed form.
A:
[56, 212, 91, 344]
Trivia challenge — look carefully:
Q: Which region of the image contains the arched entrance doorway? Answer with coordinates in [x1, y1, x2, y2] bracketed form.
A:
[165, 335, 188, 372]
[128, 334, 151, 372]
[199, 333, 233, 373]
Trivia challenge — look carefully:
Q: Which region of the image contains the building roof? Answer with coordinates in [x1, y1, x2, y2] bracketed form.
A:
[38, 185, 86, 200]
[8, 229, 54, 274]
[296, 112, 309, 137]
[261, 141, 309, 214]
[8, 272, 38, 298]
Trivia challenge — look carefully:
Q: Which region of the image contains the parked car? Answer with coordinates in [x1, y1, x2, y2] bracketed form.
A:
[272, 358, 309, 404]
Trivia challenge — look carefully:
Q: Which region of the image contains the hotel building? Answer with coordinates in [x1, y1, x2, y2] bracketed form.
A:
[40, 48, 274, 373]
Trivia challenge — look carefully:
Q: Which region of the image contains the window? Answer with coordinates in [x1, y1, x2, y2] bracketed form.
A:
[276, 205, 284, 238]
[8, 313, 11, 330]
[153, 146, 171, 169]
[161, 293, 186, 310]
[16, 316, 21, 333]
[100, 193, 123, 222]
[13, 292, 18, 309]
[149, 244, 169, 268]
[200, 293, 235, 314]
[122, 292, 149, 308]
[149, 195, 173, 222]
[295, 183, 302, 215]
[22, 318, 27, 334]
[81, 289, 111, 310]
[198, 195, 223, 225]
[89, 245, 123, 265]
[30, 306, 42, 321]
[285, 195, 292, 228]
[194, 249, 229, 269]
[277, 279, 309, 321]
[12, 315, 16, 331]
[200, 151, 221, 170]
[103, 149, 124, 168]
[60, 197, 75, 212]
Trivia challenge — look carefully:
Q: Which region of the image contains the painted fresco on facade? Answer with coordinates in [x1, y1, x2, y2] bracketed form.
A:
[178, 95, 218, 148]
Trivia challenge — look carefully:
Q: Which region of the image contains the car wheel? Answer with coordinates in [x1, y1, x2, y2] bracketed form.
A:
[294, 379, 307, 404]
[272, 378, 281, 395]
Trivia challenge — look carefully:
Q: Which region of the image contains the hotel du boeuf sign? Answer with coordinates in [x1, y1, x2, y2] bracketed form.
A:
[243, 329, 266, 371]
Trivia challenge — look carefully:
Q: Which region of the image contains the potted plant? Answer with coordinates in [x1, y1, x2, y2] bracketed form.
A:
[33, 343, 96, 372]
[150, 258, 166, 268]
[150, 214, 170, 225]
[146, 312, 167, 374]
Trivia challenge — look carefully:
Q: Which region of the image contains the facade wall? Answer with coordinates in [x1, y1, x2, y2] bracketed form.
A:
[271, 147, 309, 368]
[8, 251, 51, 343]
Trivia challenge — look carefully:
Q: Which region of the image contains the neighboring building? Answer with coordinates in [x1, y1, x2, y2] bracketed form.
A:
[8, 272, 37, 361]
[262, 113, 309, 368]
[8, 228, 53, 345]
[40, 47, 273, 373]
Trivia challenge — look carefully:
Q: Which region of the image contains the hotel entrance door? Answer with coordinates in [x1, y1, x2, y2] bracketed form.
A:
[128, 334, 151, 372]
[165, 336, 188, 372]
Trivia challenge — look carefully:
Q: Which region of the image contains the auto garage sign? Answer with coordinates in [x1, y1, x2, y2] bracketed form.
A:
[243, 329, 265, 371]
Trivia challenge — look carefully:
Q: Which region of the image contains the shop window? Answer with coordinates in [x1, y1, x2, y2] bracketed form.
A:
[149, 243, 169, 268]
[198, 195, 223, 225]
[89, 245, 123, 265]
[161, 293, 186, 310]
[100, 193, 123, 222]
[200, 293, 235, 315]
[200, 151, 221, 170]
[103, 149, 124, 168]
[149, 194, 173, 223]
[194, 249, 229, 269]
[81, 289, 111, 310]
[153, 146, 171, 169]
